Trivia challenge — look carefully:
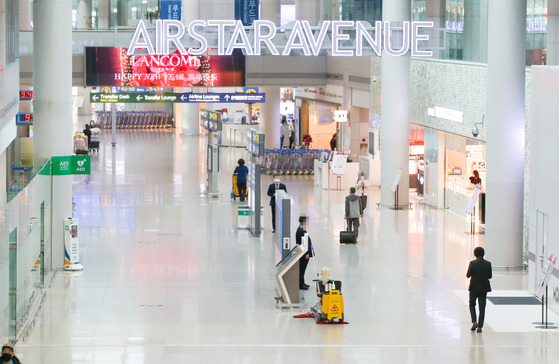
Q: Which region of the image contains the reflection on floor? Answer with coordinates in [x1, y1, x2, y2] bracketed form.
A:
[14, 129, 553, 364]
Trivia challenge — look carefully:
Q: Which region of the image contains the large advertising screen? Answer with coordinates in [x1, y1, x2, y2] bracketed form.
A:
[85, 47, 245, 87]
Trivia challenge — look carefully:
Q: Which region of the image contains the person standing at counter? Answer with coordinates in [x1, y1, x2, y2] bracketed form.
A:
[330, 133, 337, 151]
[267, 177, 287, 233]
[469, 170, 482, 185]
[280, 119, 293, 148]
[295, 215, 313, 290]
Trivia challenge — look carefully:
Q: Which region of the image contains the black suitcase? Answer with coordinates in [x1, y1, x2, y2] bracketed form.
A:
[340, 221, 357, 244]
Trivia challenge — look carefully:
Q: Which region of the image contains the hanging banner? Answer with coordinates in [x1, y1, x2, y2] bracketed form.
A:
[235, 0, 259, 26]
[160, 0, 181, 20]
[85, 47, 246, 87]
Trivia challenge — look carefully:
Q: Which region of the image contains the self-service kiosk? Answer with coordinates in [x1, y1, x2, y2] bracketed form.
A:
[64, 218, 83, 271]
[274, 234, 308, 308]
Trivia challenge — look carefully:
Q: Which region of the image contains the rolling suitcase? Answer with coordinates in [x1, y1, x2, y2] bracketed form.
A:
[339, 220, 357, 244]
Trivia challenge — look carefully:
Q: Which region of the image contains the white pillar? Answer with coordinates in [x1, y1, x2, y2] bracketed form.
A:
[425, 0, 444, 59]
[33, 0, 73, 268]
[548, 0, 559, 65]
[77, 0, 93, 29]
[463, 0, 488, 62]
[97, 0, 110, 28]
[296, 0, 318, 23]
[260, 88, 281, 149]
[19, 0, 33, 31]
[485, 0, 526, 267]
[261, 0, 281, 25]
[181, 88, 200, 135]
[78, 88, 92, 117]
[380, 0, 410, 207]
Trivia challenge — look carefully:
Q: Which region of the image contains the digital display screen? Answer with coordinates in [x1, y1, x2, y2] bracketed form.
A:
[16, 112, 33, 125]
[275, 246, 300, 271]
[85, 47, 246, 87]
[19, 90, 33, 100]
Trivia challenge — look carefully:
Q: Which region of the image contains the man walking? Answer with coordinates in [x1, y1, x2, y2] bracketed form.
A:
[467, 246, 492, 333]
[345, 187, 363, 240]
[267, 177, 287, 233]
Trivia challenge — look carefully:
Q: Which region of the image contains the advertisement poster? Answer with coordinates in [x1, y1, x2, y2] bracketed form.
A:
[85, 47, 246, 87]
[331, 153, 348, 175]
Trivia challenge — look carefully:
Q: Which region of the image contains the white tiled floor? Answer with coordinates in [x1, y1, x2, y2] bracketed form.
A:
[13, 129, 559, 363]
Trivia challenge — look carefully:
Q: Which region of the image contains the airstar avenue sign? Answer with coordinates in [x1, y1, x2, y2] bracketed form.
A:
[127, 19, 434, 57]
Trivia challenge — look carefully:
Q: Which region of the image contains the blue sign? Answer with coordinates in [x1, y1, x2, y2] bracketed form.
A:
[99, 86, 164, 94]
[200, 109, 222, 132]
[247, 128, 265, 156]
[178, 93, 266, 103]
[235, 0, 259, 26]
[160, 0, 181, 20]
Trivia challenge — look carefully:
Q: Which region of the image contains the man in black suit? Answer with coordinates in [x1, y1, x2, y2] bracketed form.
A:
[267, 177, 287, 233]
[467, 246, 492, 333]
[295, 216, 313, 290]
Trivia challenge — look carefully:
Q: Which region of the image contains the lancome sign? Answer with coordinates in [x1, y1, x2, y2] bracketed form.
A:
[127, 19, 434, 57]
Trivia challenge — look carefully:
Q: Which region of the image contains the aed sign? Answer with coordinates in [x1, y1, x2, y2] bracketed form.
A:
[52, 156, 91, 175]
[127, 19, 434, 57]
[333, 110, 348, 122]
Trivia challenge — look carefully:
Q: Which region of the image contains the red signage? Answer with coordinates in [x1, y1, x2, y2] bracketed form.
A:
[85, 47, 245, 87]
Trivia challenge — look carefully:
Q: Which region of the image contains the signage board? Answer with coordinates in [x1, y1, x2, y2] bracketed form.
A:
[333, 110, 348, 122]
[331, 153, 348, 175]
[99, 86, 164, 94]
[19, 90, 33, 100]
[52, 156, 91, 175]
[126, 19, 434, 57]
[16, 112, 33, 125]
[390, 166, 404, 192]
[247, 128, 265, 156]
[90, 92, 265, 104]
[200, 109, 222, 131]
[160, 0, 181, 20]
[85, 47, 245, 87]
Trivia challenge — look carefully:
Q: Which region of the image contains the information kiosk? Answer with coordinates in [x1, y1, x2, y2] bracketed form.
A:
[275, 190, 292, 259]
[275, 234, 308, 308]
[247, 128, 265, 237]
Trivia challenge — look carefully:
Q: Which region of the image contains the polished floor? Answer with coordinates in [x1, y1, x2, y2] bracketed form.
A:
[14, 129, 559, 363]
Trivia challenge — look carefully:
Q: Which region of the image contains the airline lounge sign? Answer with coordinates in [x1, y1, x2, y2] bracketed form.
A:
[127, 20, 434, 57]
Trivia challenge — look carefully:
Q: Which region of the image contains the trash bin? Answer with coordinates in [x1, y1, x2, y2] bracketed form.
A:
[234, 205, 253, 230]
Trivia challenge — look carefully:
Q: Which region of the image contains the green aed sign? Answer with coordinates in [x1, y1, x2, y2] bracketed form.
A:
[52, 156, 91, 175]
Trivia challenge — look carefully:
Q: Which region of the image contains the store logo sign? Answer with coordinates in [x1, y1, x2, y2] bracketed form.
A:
[428, 107, 463, 123]
[128, 19, 434, 57]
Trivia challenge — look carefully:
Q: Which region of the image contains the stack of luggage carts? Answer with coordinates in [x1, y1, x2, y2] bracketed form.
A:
[261, 149, 331, 175]
[95, 111, 169, 129]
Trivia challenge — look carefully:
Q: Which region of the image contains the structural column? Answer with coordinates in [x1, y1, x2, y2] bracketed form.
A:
[485, 0, 526, 267]
[425, 0, 445, 59]
[463, 0, 488, 62]
[380, 0, 410, 207]
[97, 0, 110, 28]
[33, 0, 73, 268]
[259, 87, 281, 149]
[548, 0, 559, 65]
[261, 0, 281, 26]
[19, 0, 33, 31]
[296, 0, 319, 23]
[179, 1, 201, 136]
[76, 0, 93, 29]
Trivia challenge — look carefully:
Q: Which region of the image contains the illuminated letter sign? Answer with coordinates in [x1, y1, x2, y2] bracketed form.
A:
[127, 20, 434, 57]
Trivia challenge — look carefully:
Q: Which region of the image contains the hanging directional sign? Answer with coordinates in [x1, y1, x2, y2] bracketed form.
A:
[200, 109, 222, 132]
[91, 92, 266, 104]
